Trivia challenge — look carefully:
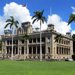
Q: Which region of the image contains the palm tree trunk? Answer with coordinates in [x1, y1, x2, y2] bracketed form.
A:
[24, 40, 25, 61]
[40, 21, 42, 61]
[11, 27, 14, 60]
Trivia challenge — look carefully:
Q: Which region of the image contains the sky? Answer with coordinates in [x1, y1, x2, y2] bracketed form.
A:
[0, 0, 75, 35]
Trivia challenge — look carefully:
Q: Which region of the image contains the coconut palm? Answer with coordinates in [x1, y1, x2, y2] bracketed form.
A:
[18, 34, 29, 60]
[68, 14, 75, 25]
[32, 10, 46, 61]
[72, 34, 75, 41]
[55, 34, 62, 43]
[72, 34, 75, 54]
[54, 34, 63, 61]
[4, 16, 19, 60]
[68, 14, 75, 60]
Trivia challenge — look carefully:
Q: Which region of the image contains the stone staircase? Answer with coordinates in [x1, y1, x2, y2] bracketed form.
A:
[12, 54, 27, 60]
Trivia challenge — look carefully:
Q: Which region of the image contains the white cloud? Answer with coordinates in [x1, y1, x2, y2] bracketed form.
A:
[71, 6, 75, 34]
[71, 30, 75, 35]
[71, 6, 75, 14]
[32, 21, 47, 31]
[0, 2, 32, 34]
[0, 2, 72, 35]
[4, 2, 32, 23]
[0, 17, 6, 34]
[47, 14, 71, 34]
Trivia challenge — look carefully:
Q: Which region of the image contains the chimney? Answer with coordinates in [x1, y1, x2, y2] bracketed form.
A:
[22, 21, 31, 28]
[47, 24, 54, 31]
[66, 32, 71, 37]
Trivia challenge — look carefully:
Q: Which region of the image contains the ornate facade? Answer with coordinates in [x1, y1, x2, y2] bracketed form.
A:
[1, 22, 73, 60]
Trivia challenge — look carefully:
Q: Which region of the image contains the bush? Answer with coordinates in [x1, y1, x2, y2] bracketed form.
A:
[72, 55, 75, 60]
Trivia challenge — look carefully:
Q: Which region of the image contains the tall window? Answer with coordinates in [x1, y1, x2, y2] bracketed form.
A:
[57, 47, 58, 54]
[29, 47, 32, 54]
[42, 37, 45, 42]
[33, 38, 36, 43]
[22, 40, 24, 44]
[29, 39, 32, 43]
[37, 38, 40, 42]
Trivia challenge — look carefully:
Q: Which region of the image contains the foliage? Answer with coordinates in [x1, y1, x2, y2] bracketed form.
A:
[55, 34, 63, 42]
[18, 34, 29, 41]
[32, 10, 46, 24]
[4, 16, 19, 29]
[72, 34, 75, 41]
[68, 14, 75, 25]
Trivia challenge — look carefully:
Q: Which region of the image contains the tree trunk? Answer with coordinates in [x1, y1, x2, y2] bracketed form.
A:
[11, 27, 14, 60]
[24, 40, 26, 61]
[40, 21, 42, 61]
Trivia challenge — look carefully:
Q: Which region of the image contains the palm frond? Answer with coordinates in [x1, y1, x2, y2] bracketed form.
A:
[20, 34, 29, 41]
[32, 15, 37, 19]
[41, 10, 44, 16]
[10, 23, 13, 29]
[5, 16, 19, 29]
[14, 20, 19, 28]
[4, 23, 11, 28]
[10, 16, 14, 20]
[15, 20, 19, 24]
[32, 18, 37, 24]
[32, 10, 46, 25]
[6, 19, 12, 22]
[68, 14, 75, 25]
[72, 34, 75, 41]
[15, 24, 18, 28]
[42, 16, 47, 22]
[55, 34, 62, 42]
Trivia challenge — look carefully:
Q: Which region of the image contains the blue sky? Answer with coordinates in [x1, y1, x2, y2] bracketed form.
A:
[0, 0, 75, 34]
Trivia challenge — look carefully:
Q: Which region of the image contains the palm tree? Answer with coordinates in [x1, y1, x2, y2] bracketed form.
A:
[4, 16, 19, 60]
[68, 14, 75, 60]
[18, 34, 29, 60]
[54, 34, 63, 61]
[55, 34, 62, 43]
[72, 34, 75, 60]
[68, 14, 75, 25]
[32, 10, 46, 61]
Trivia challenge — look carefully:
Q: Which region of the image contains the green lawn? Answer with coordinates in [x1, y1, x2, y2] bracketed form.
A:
[0, 60, 75, 75]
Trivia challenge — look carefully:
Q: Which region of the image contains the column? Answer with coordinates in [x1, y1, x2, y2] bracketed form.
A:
[5, 40, 7, 58]
[20, 46, 21, 55]
[18, 39, 19, 55]
[63, 47, 64, 55]
[51, 34, 55, 59]
[31, 46, 33, 59]
[27, 40, 29, 59]
[70, 41, 73, 58]
[24, 46, 26, 60]
[35, 46, 38, 59]
[45, 37, 48, 59]
[14, 47, 16, 55]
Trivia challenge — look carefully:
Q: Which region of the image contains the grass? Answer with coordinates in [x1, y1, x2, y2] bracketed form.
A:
[0, 60, 75, 75]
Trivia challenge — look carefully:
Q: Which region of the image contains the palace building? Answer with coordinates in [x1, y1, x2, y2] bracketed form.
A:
[1, 22, 73, 60]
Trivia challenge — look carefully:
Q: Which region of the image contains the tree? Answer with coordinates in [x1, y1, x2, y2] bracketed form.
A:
[32, 10, 46, 61]
[54, 34, 63, 61]
[68, 14, 75, 60]
[72, 34, 75, 60]
[55, 34, 62, 43]
[68, 14, 75, 25]
[18, 34, 29, 60]
[4, 16, 19, 60]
